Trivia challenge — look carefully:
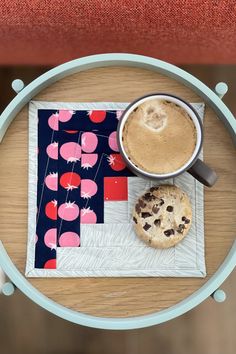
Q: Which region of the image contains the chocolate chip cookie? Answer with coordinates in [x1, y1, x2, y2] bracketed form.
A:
[132, 184, 192, 249]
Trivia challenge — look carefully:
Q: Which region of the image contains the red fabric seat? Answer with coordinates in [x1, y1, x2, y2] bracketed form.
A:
[0, 0, 235, 65]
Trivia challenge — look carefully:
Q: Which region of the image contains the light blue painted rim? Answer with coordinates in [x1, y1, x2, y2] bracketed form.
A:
[2, 281, 15, 296]
[212, 289, 226, 303]
[0, 240, 235, 329]
[0, 53, 235, 329]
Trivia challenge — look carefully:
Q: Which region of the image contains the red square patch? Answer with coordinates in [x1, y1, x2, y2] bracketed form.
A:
[104, 177, 128, 201]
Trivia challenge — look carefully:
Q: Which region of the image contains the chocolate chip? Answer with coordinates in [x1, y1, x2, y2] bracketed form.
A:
[159, 198, 164, 206]
[143, 193, 152, 200]
[148, 239, 152, 244]
[177, 224, 185, 233]
[154, 219, 161, 226]
[133, 107, 138, 112]
[164, 229, 174, 237]
[139, 199, 146, 208]
[152, 205, 160, 214]
[166, 206, 173, 212]
[133, 216, 137, 224]
[184, 218, 190, 224]
[141, 212, 152, 218]
[143, 193, 156, 202]
[143, 223, 151, 231]
[135, 204, 141, 214]
[150, 186, 159, 192]
[182, 216, 186, 221]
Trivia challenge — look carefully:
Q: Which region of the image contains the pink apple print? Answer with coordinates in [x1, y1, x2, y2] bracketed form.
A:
[44, 228, 57, 250]
[108, 131, 119, 151]
[59, 232, 80, 247]
[81, 179, 98, 199]
[45, 172, 58, 191]
[116, 110, 123, 120]
[60, 142, 81, 163]
[81, 207, 97, 224]
[58, 110, 75, 122]
[35, 234, 38, 244]
[58, 201, 79, 221]
[48, 112, 59, 130]
[46, 142, 58, 159]
[81, 132, 98, 153]
[81, 154, 98, 169]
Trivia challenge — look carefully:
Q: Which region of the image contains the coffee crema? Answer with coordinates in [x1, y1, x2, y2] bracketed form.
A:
[122, 99, 197, 174]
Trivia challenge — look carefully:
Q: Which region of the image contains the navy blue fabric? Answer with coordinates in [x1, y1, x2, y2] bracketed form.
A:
[35, 109, 134, 269]
[36, 110, 58, 268]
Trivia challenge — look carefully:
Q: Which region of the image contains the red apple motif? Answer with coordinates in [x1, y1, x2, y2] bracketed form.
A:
[45, 200, 57, 220]
[88, 110, 106, 123]
[44, 258, 56, 269]
[107, 154, 126, 171]
[60, 172, 81, 191]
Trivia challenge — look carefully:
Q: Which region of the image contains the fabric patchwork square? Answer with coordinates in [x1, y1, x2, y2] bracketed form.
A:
[104, 201, 128, 223]
[104, 177, 128, 201]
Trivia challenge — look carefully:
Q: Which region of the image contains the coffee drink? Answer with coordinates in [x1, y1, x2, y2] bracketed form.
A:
[122, 99, 197, 174]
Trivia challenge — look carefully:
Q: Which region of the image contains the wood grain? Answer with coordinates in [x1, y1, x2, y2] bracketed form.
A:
[0, 66, 235, 318]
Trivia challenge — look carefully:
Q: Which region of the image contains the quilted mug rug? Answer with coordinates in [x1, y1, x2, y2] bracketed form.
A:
[26, 101, 206, 277]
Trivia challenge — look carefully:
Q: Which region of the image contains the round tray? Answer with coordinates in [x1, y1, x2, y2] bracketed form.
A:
[0, 54, 235, 330]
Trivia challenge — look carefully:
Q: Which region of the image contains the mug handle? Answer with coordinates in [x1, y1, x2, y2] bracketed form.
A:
[188, 159, 218, 187]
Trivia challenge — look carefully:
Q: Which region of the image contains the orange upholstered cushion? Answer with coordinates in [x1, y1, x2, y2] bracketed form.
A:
[0, 0, 235, 65]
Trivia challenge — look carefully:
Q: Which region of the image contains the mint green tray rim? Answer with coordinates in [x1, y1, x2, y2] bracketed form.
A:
[0, 53, 235, 330]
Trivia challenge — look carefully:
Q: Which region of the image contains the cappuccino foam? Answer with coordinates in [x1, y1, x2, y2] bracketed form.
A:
[122, 99, 197, 174]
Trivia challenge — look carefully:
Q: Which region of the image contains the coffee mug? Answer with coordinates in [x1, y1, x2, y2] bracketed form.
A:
[117, 93, 217, 187]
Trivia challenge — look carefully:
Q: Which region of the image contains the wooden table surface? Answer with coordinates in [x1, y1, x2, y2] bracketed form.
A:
[0, 66, 235, 318]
